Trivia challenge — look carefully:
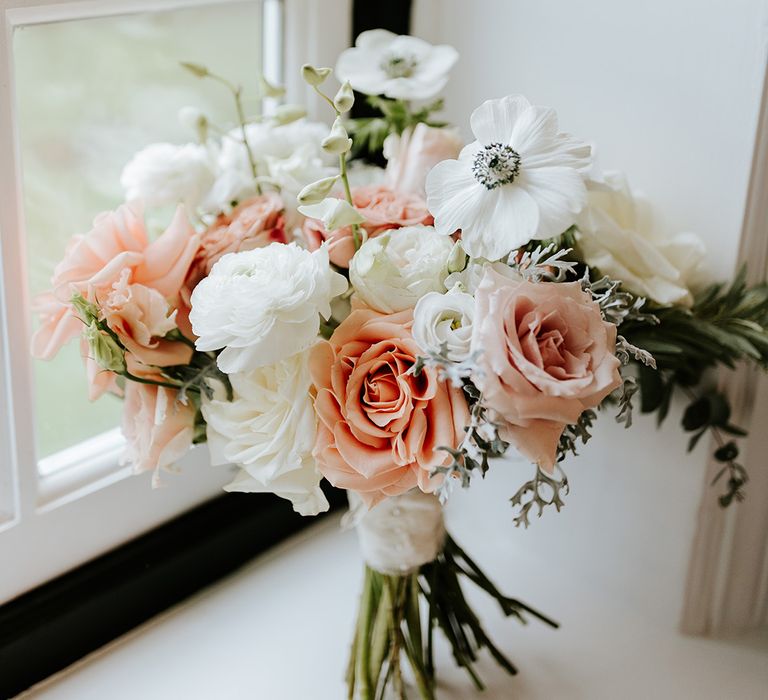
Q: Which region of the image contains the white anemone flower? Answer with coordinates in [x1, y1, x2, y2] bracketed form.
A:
[335, 29, 458, 100]
[426, 95, 592, 261]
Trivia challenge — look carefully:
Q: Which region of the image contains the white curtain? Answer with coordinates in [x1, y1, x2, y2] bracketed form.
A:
[681, 59, 768, 635]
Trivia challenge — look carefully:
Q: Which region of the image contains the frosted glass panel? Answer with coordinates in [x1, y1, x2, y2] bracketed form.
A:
[14, 2, 263, 461]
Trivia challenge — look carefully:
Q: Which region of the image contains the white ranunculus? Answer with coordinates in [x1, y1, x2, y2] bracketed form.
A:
[202, 349, 328, 516]
[349, 226, 454, 313]
[190, 242, 348, 373]
[121, 142, 216, 211]
[577, 173, 707, 306]
[412, 287, 475, 361]
[426, 95, 592, 261]
[210, 120, 335, 212]
[335, 29, 458, 100]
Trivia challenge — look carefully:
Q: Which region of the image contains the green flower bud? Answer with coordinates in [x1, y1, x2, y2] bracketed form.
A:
[84, 322, 126, 374]
[333, 81, 355, 113]
[258, 74, 286, 98]
[297, 175, 340, 205]
[321, 118, 352, 155]
[180, 61, 210, 79]
[301, 64, 332, 86]
[298, 198, 365, 231]
[446, 240, 468, 274]
[271, 104, 308, 125]
[71, 293, 100, 324]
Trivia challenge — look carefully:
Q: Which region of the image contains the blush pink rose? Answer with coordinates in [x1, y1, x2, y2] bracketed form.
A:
[122, 381, 196, 486]
[102, 270, 192, 367]
[384, 123, 463, 198]
[471, 268, 622, 471]
[309, 308, 469, 508]
[302, 185, 433, 268]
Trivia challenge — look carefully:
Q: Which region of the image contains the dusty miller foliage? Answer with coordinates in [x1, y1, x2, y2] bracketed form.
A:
[412, 345, 508, 503]
[508, 243, 579, 282]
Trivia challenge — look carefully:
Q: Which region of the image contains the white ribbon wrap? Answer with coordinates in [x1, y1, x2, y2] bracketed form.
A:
[348, 490, 446, 575]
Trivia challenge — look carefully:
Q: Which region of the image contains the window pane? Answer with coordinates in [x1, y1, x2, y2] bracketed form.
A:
[14, 2, 263, 461]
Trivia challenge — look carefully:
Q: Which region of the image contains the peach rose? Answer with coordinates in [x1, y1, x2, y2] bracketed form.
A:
[309, 308, 469, 507]
[384, 123, 463, 198]
[302, 185, 433, 267]
[32, 203, 200, 361]
[471, 268, 622, 471]
[122, 381, 196, 485]
[102, 270, 192, 367]
[188, 192, 286, 284]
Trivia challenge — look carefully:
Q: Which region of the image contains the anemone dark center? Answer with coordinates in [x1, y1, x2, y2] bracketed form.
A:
[472, 143, 521, 190]
[381, 53, 418, 79]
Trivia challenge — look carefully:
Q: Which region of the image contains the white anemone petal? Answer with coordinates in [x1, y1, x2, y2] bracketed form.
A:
[470, 95, 531, 144]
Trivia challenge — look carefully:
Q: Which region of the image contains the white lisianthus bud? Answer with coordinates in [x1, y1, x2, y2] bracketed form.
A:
[349, 226, 454, 313]
[413, 286, 475, 362]
[259, 74, 286, 98]
[333, 81, 355, 113]
[178, 106, 209, 143]
[271, 104, 308, 125]
[298, 198, 365, 230]
[190, 242, 348, 373]
[302, 64, 333, 86]
[297, 175, 340, 205]
[446, 240, 467, 274]
[321, 118, 352, 155]
[84, 321, 126, 373]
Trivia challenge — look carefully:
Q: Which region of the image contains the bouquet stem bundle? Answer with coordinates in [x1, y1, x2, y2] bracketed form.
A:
[347, 536, 557, 700]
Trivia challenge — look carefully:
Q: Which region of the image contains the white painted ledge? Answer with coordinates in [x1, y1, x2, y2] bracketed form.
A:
[19, 458, 768, 699]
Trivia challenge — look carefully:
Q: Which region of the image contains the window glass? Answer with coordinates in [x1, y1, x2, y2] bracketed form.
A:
[13, 2, 263, 461]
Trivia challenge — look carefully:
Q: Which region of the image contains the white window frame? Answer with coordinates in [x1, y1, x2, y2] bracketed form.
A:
[0, 0, 354, 605]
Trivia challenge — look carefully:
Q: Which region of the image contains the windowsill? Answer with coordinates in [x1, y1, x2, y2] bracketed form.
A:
[18, 469, 768, 699]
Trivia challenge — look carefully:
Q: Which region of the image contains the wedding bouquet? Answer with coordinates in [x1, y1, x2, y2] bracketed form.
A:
[33, 29, 768, 699]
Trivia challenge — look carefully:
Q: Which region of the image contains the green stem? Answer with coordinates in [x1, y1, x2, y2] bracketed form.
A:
[208, 72, 262, 195]
[357, 568, 375, 700]
[122, 371, 181, 391]
[314, 83, 363, 251]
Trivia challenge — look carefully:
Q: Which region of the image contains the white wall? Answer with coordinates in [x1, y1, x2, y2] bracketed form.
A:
[414, 0, 768, 629]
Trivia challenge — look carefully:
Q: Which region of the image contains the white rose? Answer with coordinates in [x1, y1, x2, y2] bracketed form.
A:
[577, 172, 707, 306]
[121, 142, 216, 211]
[190, 242, 348, 373]
[349, 226, 454, 313]
[202, 349, 328, 516]
[413, 287, 475, 361]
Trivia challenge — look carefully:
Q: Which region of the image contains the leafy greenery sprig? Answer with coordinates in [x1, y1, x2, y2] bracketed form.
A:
[346, 96, 447, 162]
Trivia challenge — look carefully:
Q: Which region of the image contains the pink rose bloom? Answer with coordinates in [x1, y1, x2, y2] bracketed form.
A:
[472, 268, 622, 471]
[103, 270, 193, 367]
[302, 185, 433, 268]
[384, 123, 463, 198]
[191, 192, 286, 280]
[32, 203, 200, 361]
[310, 308, 469, 508]
[122, 381, 196, 486]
